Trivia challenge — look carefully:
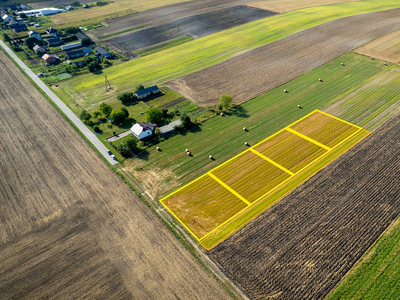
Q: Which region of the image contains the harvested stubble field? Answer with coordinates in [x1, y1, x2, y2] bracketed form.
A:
[104, 5, 275, 56]
[167, 8, 400, 105]
[0, 51, 230, 298]
[208, 112, 400, 299]
[248, 0, 361, 13]
[58, 0, 400, 105]
[355, 29, 400, 65]
[91, 0, 256, 39]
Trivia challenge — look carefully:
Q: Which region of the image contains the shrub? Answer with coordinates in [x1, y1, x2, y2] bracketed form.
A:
[87, 60, 101, 72]
[180, 112, 192, 128]
[117, 138, 139, 157]
[135, 84, 144, 91]
[117, 92, 135, 104]
[81, 37, 91, 46]
[93, 125, 100, 132]
[110, 109, 128, 124]
[79, 109, 91, 121]
[219, 94, 233, 109]
[145, 107, 163, 124]
[99, 102, 112, 116]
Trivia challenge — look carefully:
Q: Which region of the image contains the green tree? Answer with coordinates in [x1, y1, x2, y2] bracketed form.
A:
[7, 9, 13, 15]
[110, 109, 127, 124]
[117, 92, 135, 104]
[19, 13, 27, 19]
[71, 1, 81, 6]
[121, 107, 129, 118]
[135, 84, 144, 91]
[79, 109, 91, 121]
[87, 60, 101, 72]
[219, 94, 233, 109]
[81, 37, 91, 46]
[25, 37, 40, 49]
[117, 138, 139, 157]
[145, 107, 163, 124]
[91, 109, 102, 119]
[180, 112, 192, 128]
[99, 102, 112, 117]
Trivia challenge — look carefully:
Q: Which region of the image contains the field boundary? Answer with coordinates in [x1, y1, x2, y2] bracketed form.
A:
[161, 110, 365, 244]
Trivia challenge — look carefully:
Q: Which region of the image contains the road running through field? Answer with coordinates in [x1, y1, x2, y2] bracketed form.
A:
[0, 40, 118, 166]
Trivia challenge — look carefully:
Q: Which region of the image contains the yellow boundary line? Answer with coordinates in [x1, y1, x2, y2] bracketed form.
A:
[200, 129, 370, 250]
[250, 149, 295, 176]
[160, 110, 363, 243]
[318, 110, 363, 130]
[208, 173, 251, 206]
[286, 128, 331, 150]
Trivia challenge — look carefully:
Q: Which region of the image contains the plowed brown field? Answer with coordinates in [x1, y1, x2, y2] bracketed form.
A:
[0, 51, 230, 299]
[209, 112, 400, 299]
[166, 8, 400, 105]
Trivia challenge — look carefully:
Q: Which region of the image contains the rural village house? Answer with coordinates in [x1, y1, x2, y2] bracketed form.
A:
[131, 122, 157, 140]
[29, 30, 42, 40]
[76, 32, 89, 41]
[2, 14, 13, 23]
[135, 85, 160, 100]
[95, 46, 111, 58]
[47, 37, 63, 46]
[66, 48, 91, 59]
[12, 23, 27, 32]
[33, 45, 47, 54]
[46, 27, 58, 37]
[42, 54, 59, 65]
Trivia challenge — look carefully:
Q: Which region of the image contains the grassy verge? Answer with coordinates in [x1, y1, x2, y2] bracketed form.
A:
[58, 0, 400, 104]
[201, 130, 369, 249]
[98, 25, 146, 39]
[326, 217, 400, 300]
[135, 35, 194, 57]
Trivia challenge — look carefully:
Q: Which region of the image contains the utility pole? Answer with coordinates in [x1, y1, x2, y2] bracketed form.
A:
[105, 76, 112, 91]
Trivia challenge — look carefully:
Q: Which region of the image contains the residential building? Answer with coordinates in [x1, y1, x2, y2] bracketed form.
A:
[46, 27, 58, 37]
[135, 85, 160, 100]
[76, 32, 89, 41]
[95, 46, 111, 58]
[2, 14, 13, 23]
[28, 30, 42, 40]
[66, 49, 85, 59]
[42, 54, 59, 65]
[12, 23, 27, 32]
[33, 45, 47, 54]
[74, 60, 86, 67]
[47, 37, 63, 46]
[65, 6, 73, 11]
[131, 122, 157, 140]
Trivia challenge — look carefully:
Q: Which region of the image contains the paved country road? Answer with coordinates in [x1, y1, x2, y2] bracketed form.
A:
[0, 40, 118, 166]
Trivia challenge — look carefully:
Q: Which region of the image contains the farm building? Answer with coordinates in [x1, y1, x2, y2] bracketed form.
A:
[3, 4, 17, 11]
[95, 46, 111, 58]
[131, 122, 157, 140]
[42, 54, 59, 65]
[12, 23, 27, 32]
[18, 8, 66, 16]
[74, 60, 86, 67]
[61, 42, 82, 51]
[159, 120, 182, 136]
[47, 37, 63, 46]
[76, 32, 89, 41]
[8, 19, 18, 26]
[2, 14, 13, 23]
[28, 30, 42, 40]
[135, 85, 160, 99]
[33, 45, 47, 54]
[66, 49, 85, 59]
[65, 6, 73, 11]
[46, 27, 58, 37]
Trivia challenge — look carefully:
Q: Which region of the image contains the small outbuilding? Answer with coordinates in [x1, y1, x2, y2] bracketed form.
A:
[135, 85, 160, 100]
[159, 119, 182, 136]
[131, 122, 157, 140]
[42, 54, 59, 65]
[33, 45, 47, 54]
[95, 46, 111, 58]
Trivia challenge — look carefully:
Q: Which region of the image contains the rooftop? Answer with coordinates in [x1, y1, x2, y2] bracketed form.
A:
[135, 85, 159, 97]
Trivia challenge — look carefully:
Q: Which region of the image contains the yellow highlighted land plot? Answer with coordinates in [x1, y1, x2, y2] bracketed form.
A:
[160, 110, 366, 249]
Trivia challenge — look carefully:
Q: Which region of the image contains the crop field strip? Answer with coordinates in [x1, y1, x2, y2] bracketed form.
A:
[59, 1, 400, 105]
[208, 111, 400, 299]
[0, 52, 230, 298]
[161, 110, 363, 245]
[167, 8, 400, 105]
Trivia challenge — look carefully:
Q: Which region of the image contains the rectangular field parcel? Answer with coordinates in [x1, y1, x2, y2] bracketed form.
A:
[161, 111, 364, 247]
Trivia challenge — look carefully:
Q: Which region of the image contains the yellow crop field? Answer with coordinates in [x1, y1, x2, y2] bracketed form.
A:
[211, 151, 291, 203]
[289, 111, 361, 148]
[161, 110, 363, 247]
[253, 130, 328, 173]
[162, 175, 247, 238]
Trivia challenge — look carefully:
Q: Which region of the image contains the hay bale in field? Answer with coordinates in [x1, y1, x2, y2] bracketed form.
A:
[209, 155, 213, 159]
[156, 146, 161, 151]
[284, 89, 288, 93]
[319, 78, 322, 82]
[341, 63, 344, 66]
[187, 151, 191, 156]
[245, 142, 249, 146]
[220, 112, 224, 116]
[186, 149, 189, 152]
[243, 127, 247, 131]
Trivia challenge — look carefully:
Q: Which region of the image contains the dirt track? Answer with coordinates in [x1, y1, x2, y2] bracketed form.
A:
[0, 51, 230, 299]
[209, 113, 400, 299]
[166, 8, 400, 105]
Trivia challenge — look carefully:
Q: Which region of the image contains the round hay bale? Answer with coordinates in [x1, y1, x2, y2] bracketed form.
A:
[371, 57, 374, 60]
[243, 127, 246, 131]
[185, 149, 189, 152]
[284, 89, 288, 93]
[245, 142, 248, 146]
[341, 63, 344, 66]
[220, 112, 224, 116]
[319, 78, 322, 82]
[187, 151, 191, 156]
[209, 155, 213, 159]
[297, 105, 301, 108]
[156, 146, 160, 151]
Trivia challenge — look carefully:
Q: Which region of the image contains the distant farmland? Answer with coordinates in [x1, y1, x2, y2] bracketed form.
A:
[167, 8, 400, 105]
[208, 112, 400, 299]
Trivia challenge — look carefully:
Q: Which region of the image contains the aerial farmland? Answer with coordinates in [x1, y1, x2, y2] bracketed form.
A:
[1, 0, 400, 299]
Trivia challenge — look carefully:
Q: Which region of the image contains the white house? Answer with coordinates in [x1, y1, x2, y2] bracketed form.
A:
[135, 85, 160, 100]
[2, 14, 13, 23]
[28, 30, 42, 40]
[130, 122, 157, 140]
[18, 8, 66, 17]
[46, 27, 58, 37]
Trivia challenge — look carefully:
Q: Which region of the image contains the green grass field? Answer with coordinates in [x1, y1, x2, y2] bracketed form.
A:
[122, 53, 399, 199]
[57, 0, 400, 105]
[326, 218, 400, 300]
